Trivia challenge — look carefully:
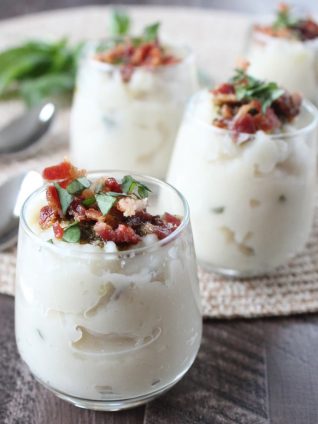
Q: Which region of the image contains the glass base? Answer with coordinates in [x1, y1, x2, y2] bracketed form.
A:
[34, 372, 186, 411]
[199, 260, 277, 279]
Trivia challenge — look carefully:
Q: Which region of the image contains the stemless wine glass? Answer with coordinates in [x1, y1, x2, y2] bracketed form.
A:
[245, 22, 318, 105]
[15, 172, 202, 411]
[167, 91, 318, 277]
[70, 42, 199, 178]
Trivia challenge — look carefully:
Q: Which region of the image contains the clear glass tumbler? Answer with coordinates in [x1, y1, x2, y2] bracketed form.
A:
[167, 91, 318, 277]
[15, 172, 202, 410]
[70, 42, 198, 178]
[245, 24, 318, 105]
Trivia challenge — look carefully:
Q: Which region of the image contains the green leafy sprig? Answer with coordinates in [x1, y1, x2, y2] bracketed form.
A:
[231, 68, 284, 112]
[0, 38, 83, 106]
[108, 10, 160, 47]
[272, 6, 299, 30]
[109, 9, 131, 37]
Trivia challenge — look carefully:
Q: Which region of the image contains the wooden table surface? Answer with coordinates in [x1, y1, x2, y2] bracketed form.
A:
[1, 294, 318, 424]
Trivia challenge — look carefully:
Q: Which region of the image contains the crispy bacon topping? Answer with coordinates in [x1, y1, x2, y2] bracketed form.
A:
[211, 68, 301, 135]
[42, 159, 85, 181]
[39, 162, 181, 249]
[254, 3, 318, 41]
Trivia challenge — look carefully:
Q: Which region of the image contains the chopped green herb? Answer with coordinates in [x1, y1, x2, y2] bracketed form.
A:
[121, 175, 151, 199]
[109, 9, 131, 37]
[142, 22, 160, 42]
[211, 206, 225, 214]
[107, 191, 128, 197]
[272, 6, 298, 30]
[82, 196, 96, 207]
[47, 239, 54, 244]
[54, 183, 73, 215]
[96, 193, 117, 215]
[279, 194, 287, 203]
[232, 68, 284, 113]
[66, 177, 90, 194]
[63, 224, 81, 243]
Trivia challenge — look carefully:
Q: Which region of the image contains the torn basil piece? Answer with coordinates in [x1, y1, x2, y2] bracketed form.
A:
[82, 196, 96, 207]
[121, 175, 151, 199]
[143, 22, 160, 42]
[54, 183, 73, 215]
[96, 193, 117, 215]
[67, 177, 90, 195]
[63, 224, 81, 243]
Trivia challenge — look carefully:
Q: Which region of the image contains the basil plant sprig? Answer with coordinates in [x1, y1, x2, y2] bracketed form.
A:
[0, 38, 83, 106]
[109, 9, 161, 45]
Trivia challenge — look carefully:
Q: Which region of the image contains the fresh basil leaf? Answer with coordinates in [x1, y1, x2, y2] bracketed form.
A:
[273, 7, 299, 30]
[96, 193, 117, 215]
[63, 224, 81, 243]
[66, 177, 90, 194]
[142, 22, 160, 42]
[54, 183, 73, 215]
[47, 239, 54, 244]
[110, 9, 131, 36]
[121, 175, 151, 199]
[82, 196, 96, 207]
[107, 191, 128, 197]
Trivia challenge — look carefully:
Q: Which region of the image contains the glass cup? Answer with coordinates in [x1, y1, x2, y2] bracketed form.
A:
[70, 42, 199, 178]
[245, 23, 318, 105]
[167, 91, 318, 277]
[15, 172, 202, 411]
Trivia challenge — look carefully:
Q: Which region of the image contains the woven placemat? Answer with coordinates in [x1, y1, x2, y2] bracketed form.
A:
[1, 6, 318, 319]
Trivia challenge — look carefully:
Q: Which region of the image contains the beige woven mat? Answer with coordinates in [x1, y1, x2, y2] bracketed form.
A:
[1, 6, 318, 319]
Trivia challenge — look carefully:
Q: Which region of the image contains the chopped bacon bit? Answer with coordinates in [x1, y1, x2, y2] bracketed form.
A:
[39, 206, 58, 229]
[232, 113, 257, 134]
[94, 222, 140, 245]
[105, 177, 122, 193]
[53, 222, 64, 239]
[46, 185, 61, 214]
[117, 197, 147, 217]
[212, 83, 235, 95]
[162, 212, 181, 227]
[85, 208, 103, 221]
[42, 160, 85, 182]
[272, 93, 301, 122]
[68, 200, 87, 221]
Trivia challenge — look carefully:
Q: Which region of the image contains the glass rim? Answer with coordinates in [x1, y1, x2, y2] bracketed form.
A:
[188, 91, 318, 140]
[84, 40, 195, 73]
[20, 170, 190, 257]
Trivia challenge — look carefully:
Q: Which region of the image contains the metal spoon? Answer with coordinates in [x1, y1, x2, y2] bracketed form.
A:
[0, 171, 43, 251]
[0, 102, 56, 156]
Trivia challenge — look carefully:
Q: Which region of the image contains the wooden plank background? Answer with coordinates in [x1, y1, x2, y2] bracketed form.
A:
[2, 294, 318, 423]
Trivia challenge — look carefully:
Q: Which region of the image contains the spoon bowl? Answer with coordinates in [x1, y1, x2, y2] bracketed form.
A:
[0, 103, 56, 157]
[0, 171, 43, 251]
